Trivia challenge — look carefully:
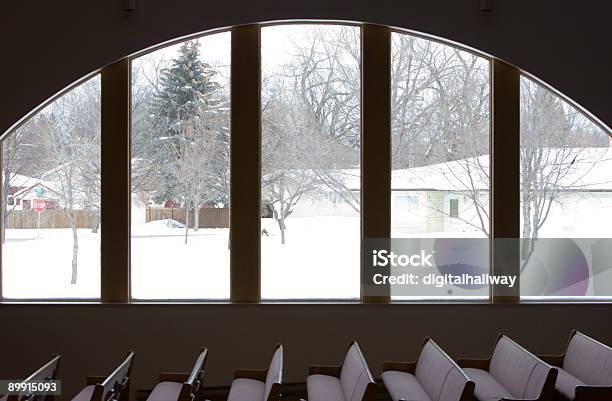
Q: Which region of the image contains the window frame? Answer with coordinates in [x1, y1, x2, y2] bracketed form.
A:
[0, 20, 609, 304]
[0, 74, 103, 302]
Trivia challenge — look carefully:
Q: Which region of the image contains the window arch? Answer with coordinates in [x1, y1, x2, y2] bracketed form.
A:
[0, 21, 609, 302]
[389, 30, 490, 300]
[519, 76, 612, 299]
[130, 31, 231, 300]
[1, 75, 101, 299]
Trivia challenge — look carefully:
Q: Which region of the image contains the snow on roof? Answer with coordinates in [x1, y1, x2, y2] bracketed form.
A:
[10, 173, 62, 198]
[9, 173, 39, 188]
[346, 147, 612, 192]
[12, 181, 63, 199]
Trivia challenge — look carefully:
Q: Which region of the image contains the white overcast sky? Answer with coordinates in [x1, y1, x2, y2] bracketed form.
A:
[132, 25, 359, 90]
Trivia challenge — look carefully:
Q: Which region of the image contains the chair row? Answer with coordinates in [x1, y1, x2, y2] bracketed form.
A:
[0, 346, 280, 401]
[381, 331, 612, 401]
[3, 331, 610, 401]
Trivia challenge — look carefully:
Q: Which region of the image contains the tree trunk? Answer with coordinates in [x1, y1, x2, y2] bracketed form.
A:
[68, 210, 79, 284]
[2, 166, 10, 244]
[277, 216, 286, 245]
[64, 167, 79, 285]
[184, 200, 189, 245]
[193, 204, 200, 232]
[521, 189, 532, 260]
[91, 210, 100, 233]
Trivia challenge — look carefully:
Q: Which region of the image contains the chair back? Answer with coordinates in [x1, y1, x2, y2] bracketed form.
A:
[178, 348, 208, 401]
[340, 342, 375, 401]
[7, 355, 61, 401]
[563, 331, 612, 386]
[489, 336, 556, 400]
[91, 351, 135, 401]
[415, 339, 474, 401]
[263, 344, 283, 401]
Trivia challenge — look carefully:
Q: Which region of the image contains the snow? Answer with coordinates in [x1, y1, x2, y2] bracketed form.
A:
[261, 216, 361, 299]
[2, 228, 101, 299]
[2, 215, 361, 300]
[3, 203, 610, 299]
[131, 224, 230, 299]
[330, 147, 612, 192]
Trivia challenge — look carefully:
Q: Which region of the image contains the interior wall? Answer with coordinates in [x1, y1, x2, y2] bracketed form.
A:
[1, 304, 611, 401]
[1, 0, 611, 137]
[1, 2, 611, 400]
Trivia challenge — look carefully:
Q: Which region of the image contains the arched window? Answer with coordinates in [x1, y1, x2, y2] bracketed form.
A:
[1, 76, 101, 299]
[390, 32, 490, 299]
[1, 21, 609, 303]
[519, 77, 612, 299]
[260, 24, 361, 299]
[130, 31, 231, 300]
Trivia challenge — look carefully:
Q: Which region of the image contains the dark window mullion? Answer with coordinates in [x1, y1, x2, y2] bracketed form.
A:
[491, 59, 521, 303]
[101, 59, 131, 303]
[361, 24, 392, 303]
[230, 25, 261, 303]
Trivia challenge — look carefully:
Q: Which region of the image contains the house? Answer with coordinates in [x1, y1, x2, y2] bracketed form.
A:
[289, 147, 612, 237]
[6, 174, 62, 210]
[6, 169, 94, 211]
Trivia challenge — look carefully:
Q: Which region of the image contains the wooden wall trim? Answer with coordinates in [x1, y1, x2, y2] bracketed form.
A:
[361, 24, 392, 303]
[230, 25, 261, 303]
[490, 60, 520, 303]
[101, 58, 131, 303]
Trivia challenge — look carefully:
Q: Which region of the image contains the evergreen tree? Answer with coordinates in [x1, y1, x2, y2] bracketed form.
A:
[149, 40, 225, 204]
[152, 41, 220, 131]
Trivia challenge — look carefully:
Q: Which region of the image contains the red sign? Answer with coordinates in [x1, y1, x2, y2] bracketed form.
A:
[33, 199, 46, 214]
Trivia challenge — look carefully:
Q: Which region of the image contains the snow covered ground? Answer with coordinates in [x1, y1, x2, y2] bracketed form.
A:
[1, 215, 363, 300]
[131, 220, 230, 299]
[3, 228, 101, 299]
[261, 216, 361, 299]
[2, 213, 491, 300]
[134, 215, 363, 300]
[4, 213, 606, 300]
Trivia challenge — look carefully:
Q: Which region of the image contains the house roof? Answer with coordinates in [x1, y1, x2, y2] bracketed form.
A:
[343, 147, 612, 192]
[12, 181, 63, 199]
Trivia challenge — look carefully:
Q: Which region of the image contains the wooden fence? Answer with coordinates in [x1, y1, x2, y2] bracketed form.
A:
[146, 207, 229, 228]
[6, 209, 98, 229]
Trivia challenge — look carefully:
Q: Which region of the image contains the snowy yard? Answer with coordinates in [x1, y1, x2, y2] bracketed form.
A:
[132, 216, 362, 300]
[131, 220, 230, 299]
[2, 213, 495, 300]
[2, 216, 362, 300]
[3, 228, 101, 299]
[261, 216, 361, 299]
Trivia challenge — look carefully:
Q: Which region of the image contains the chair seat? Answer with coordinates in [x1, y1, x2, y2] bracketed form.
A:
[227, 378, 265, 401]
[147, 382, 183, 401]
[382, 371, 433, 401]
[464, 368, 513, 401]
[71, 385, 95, 401]
[306, 374, 345, 401]
[555, 368, 586, 401]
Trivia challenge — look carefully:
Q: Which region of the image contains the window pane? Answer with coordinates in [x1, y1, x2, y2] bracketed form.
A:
[130, 32, 231, 299]
[2, 76, 101, 299]
[390, 33, 490, 299]
[520, 77, 612, 299]
[261, 25, 361, 299]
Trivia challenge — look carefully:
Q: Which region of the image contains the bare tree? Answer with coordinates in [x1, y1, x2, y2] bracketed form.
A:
[262, 92, 321, 244]
[519, 78, 611, 269]
[39, 77, 100, 284]
[174, 105, 225, 243]
[1, 117, 49, 241]
[261, 26, 362, 243]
